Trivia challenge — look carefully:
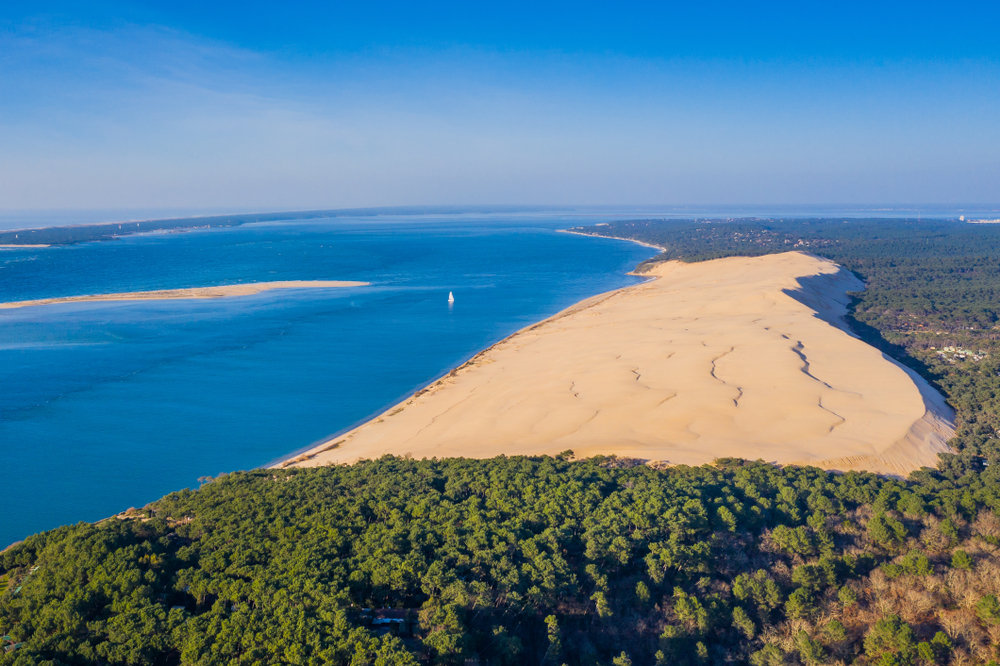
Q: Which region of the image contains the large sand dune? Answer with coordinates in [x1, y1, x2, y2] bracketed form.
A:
[288, 252, 954, 476]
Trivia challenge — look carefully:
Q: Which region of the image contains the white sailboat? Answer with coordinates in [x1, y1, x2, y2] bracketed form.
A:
[448, 291, 455, 303]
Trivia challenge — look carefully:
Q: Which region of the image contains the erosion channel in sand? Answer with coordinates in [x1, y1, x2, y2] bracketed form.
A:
[0, 280, 369, 310]
[286, 252, 954, 476]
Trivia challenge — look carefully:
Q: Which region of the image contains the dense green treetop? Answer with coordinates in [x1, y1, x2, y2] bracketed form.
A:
[4, 455, 1000, 665]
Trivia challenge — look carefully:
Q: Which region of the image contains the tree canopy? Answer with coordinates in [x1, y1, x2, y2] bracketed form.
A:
[4, 455, 1000, 665]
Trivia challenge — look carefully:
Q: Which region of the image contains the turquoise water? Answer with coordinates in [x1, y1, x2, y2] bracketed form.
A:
[0, 215, 655, 546]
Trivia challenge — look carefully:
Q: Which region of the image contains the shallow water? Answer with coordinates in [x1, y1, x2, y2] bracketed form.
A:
[0, 214, 655, 546]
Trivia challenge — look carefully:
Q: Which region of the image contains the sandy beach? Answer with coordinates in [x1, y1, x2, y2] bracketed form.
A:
[0, 280, 369, 310]
[286, 252, 954, 476]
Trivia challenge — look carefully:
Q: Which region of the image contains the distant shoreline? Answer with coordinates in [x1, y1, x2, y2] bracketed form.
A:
[0, 280, 369, 310]
[558, 227, 666, 253]
[0, 205, 566, 246]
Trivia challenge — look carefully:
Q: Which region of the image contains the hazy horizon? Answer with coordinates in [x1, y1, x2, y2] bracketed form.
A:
[2, 203, 1000, 230]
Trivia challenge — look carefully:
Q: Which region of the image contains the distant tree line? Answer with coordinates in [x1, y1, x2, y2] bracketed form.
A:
[0, 206, 548, 246]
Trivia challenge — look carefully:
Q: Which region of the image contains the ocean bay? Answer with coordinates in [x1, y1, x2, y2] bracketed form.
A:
[0, 214, 655, 546]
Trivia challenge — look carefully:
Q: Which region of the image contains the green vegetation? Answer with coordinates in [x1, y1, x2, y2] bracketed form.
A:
[6, 217, 1000, 664]
[4, 456, 1000, 665]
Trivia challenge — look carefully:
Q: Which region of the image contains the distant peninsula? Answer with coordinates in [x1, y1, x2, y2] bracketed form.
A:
[0, 280, 368, 310]
[0, 205, 559, 246]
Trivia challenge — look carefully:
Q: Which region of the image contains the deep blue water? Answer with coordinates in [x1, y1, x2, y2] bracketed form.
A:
[0, 215, 655, 547]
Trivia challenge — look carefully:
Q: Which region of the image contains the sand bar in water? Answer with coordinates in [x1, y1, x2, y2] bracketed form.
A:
[0, 280, 369, 309]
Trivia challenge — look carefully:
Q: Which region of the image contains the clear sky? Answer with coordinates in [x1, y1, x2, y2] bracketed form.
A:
[2, 2, 998, 210]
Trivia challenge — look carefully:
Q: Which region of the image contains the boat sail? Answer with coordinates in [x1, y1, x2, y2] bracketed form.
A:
[448, 291, 455, 303]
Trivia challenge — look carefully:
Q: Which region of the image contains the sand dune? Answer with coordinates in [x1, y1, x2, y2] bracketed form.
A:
[287, 252, 954, 476]
[0, 280, 369, 310]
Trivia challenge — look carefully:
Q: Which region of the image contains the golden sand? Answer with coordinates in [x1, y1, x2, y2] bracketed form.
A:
[286, 252, 953, 476]
[0, 280, 369, 309]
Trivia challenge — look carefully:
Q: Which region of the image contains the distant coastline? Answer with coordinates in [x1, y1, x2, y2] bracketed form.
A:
[0, 280, 369, 310]
[0, 205, 565, 246]
[4, 205, 989, 246]
[558, 228, 666, 254]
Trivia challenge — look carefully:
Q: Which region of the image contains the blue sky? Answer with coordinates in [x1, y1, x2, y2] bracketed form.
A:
[1, 2, 998, 210]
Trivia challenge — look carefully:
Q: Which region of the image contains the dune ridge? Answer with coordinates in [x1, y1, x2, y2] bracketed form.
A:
[0, 280, 369, 310]
[286, 252, 954, 476]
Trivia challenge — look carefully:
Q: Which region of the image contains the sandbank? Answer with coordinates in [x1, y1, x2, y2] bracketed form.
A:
[285, 252, 954, 476]
[0, 280, 369, 310]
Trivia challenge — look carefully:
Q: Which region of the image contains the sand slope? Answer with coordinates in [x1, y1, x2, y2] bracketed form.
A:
[0, 281, 368, 310]
[289, 252, 953, 476]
